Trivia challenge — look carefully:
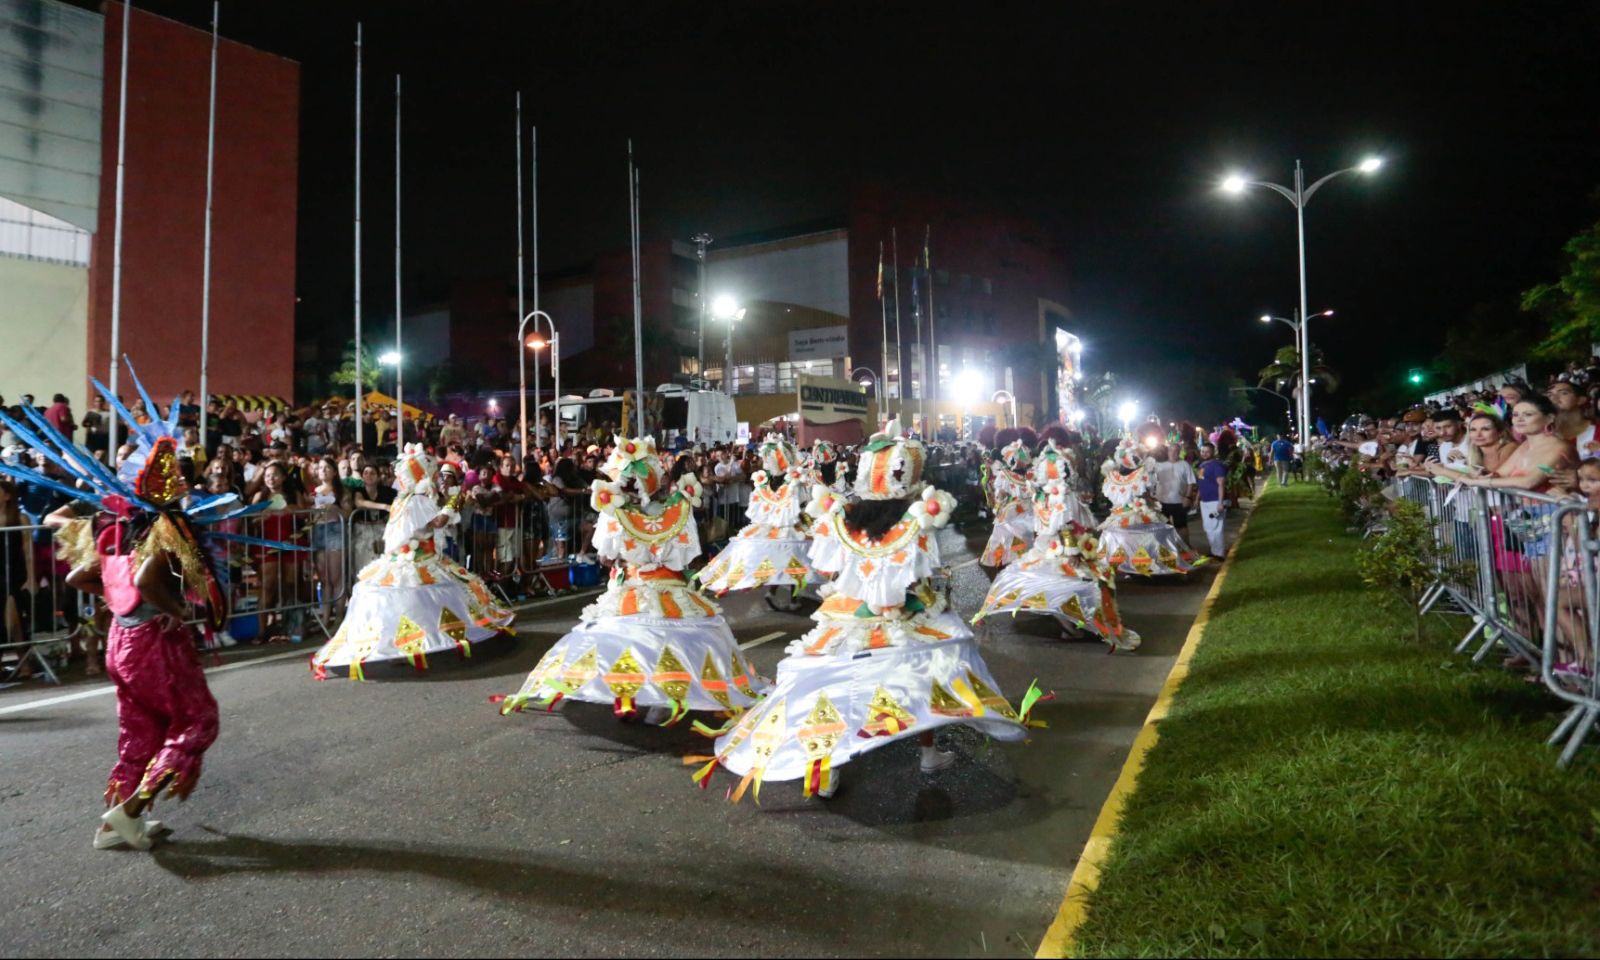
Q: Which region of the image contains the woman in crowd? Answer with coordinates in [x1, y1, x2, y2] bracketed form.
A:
[250, 461, 307, 643]
[546, 457, 587, 561]
[0, 479, 35, 678]
[310, 457, 352, 623]
[1425, 406, 1519, 480]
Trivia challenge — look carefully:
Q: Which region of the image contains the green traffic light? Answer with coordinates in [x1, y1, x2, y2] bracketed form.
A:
[1409, 374, 1422, 383]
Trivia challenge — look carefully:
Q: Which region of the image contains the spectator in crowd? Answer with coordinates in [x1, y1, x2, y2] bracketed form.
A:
[1196, 442, 1229, 560]
[309, 457, 350, 623]
[176, 389, 201, 428]
[0, 479, 35, 678]
[250, 461, 306, 643]
[82, 395, 109, 456]
[1547, 377, 1594, 450]
[1457, 395, 1575, 493]
[439, 414, 466, 449]
[44, 393, 75, 442]
[1270, 433, 1294, 485]
[1150, 444, 1197, 544]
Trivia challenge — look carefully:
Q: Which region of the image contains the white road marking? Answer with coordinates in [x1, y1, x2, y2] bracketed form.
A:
[738, 631, 787, 650]
[0, 648, 310, 717]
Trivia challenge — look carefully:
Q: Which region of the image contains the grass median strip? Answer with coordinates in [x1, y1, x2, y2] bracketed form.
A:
[1065, 484, 1600, 958]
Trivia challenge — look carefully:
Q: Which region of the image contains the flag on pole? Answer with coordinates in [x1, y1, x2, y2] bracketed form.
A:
[876, 242, 884, 300]
[923, 224, 931, 270]
[911, 264, 920, 309]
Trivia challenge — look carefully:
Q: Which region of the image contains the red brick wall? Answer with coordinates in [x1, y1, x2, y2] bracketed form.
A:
[87, 2, 298, 404]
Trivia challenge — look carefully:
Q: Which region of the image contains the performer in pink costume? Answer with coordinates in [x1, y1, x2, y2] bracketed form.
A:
[0, 358, 305, 851]
[77, 520, 220, 847]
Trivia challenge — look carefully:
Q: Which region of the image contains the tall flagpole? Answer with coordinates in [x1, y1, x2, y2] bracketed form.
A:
[891, 227, 904, 433]
[198, 0, 218, 452]
[631, 149, 644, 436]
[393, 73, 403, 458]
[515, 92, 525, 456]
[107, 0, 131, 455]
[532, 124, 545, 447]
[910, 238, 926, 439]
[878, 240, 889, 427]
[923, 224, 937, 438]
[353, 22, 363, 448]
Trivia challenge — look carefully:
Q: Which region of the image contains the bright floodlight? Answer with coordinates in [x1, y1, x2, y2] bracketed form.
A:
[712, 295, 740, 320]
[1068, 409, 1086, 423]
[954, 368, 983, 406]
[1221, 175, 1247, 194]
[1358, 157, 1383, 173]
[378, 351, 401, 365]
[1260, 315, 1272, 323]
[1118, 400, 1137, 423]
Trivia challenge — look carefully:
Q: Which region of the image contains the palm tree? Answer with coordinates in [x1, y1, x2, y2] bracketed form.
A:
[1259, 346, 1339, 404]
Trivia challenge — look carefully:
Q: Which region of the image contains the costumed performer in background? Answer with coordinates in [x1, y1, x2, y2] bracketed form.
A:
[501, 436, 765, 725]
[1097, 437, 1204, 576]
[690, 421, 1045, 801]
[311, 443, 514, 679]
[697, 433, 815, 608]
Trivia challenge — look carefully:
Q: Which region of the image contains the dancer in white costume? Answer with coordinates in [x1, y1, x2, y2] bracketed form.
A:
[501, 436, 764, 725]
[974, 439, 1139, 650]
[696, 434, 814, 596]
[1097, 437, 1204, 577]
[806, 440, 851, 498]
[691, 421, 1045, 801]
[980, 439, 1035, 568]
[312, 444, 514, 679]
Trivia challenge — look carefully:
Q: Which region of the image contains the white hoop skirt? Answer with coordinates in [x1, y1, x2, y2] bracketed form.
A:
[697, 525, 814, 594]
[500, 586, 768, 721]
[312, 555, 514, 679]
[974, 558, 1140, 650]
[1097, 522, 1205, 576]
[981, 499, 1034, 568]
[696, 629, 1036, 800]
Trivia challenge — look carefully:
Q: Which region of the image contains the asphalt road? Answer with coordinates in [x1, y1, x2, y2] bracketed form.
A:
[0, 505, 1244, 959]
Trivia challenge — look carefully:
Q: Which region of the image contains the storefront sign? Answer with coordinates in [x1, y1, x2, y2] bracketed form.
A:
[788, 326, 850, 361]
[798, 375, 869, 425]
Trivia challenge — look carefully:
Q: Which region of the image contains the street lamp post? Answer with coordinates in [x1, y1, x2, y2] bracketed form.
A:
[692, 233, 712, 382]
[713, 295, 746, 395]
[1223, 155, 1381, 437]
[851, 366, 881, 429]
[1259, 308, 1333, 435]
[517, 309, 560, 455]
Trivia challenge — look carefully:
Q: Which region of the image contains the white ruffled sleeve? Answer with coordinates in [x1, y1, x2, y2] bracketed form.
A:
[383, 493, 442, 554]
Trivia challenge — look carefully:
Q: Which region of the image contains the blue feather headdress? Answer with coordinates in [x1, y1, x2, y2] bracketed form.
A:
[0, 357, 305, 626]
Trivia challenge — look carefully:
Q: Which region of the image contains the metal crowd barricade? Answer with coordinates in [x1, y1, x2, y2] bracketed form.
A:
[0, 522, 84, 685]
[1403, 475, 1597, 763]
[1541, 500, 1600, 767]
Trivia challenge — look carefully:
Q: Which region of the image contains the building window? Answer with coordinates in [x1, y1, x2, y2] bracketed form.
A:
[982, 277, 993, 295]
[0, 197, 90, 266]
[959, 273, 972, 292]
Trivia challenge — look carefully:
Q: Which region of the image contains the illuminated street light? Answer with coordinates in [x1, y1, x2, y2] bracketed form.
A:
[1221, 156, 1381, 434]
[1118, 400, 1137, 436]
[713, 295, 747, 394]
[378, 351, 401, 365]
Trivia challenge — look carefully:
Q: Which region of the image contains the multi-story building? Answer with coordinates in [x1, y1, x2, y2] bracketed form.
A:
[0, 0, 299, 410]
[545, 184, 1073, 434]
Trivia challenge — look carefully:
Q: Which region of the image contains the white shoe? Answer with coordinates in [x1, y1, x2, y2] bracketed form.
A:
[643, 705, 673, 726]
[93, 817, 164, 850]
[919, 746, 956, 773]
[817, 774, 840, 799]
[98, 808, 152, 851]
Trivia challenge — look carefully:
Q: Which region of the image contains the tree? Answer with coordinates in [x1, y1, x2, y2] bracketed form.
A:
[1258, 345, 1340, 400]
[424, 357, 489, 404]
[1525, 217, 1600, 361]
[329, 340, 382, 394]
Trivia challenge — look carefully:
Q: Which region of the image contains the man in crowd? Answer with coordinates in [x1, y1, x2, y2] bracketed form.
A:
[1270, 433, 1294, 486]
[1150, 444, 1197, 545]
[1196, 442, 1229, 560]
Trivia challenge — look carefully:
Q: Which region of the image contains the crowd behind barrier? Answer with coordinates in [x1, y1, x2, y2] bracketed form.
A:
[1317, 426, 1600, 767]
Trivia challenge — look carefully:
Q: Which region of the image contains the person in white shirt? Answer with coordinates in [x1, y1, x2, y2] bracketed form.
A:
[1431, 409, 1470, 471]
[1150, 445, 1198, 544]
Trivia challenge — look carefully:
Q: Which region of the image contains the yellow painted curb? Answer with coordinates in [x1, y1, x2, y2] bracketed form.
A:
[1034, 498, 1261, 959]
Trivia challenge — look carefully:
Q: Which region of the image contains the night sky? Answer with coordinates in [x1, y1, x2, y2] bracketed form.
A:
[96, 0, 1600, 421]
